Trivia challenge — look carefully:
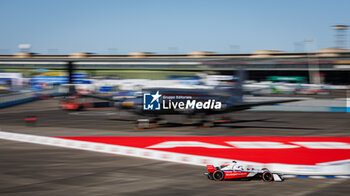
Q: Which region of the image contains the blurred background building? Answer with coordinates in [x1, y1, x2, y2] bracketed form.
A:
[0, 49, 350, 84]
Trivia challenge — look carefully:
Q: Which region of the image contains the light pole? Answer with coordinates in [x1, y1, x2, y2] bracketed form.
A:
[332, 25, 348, 49]
[304, 38, 321, 84]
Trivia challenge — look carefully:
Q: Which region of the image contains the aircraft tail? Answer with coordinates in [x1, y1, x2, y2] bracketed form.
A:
[233, 67, 245, 89]
[232, 67, 246, 99]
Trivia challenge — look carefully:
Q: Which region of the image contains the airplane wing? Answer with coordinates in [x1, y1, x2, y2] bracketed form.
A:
[227, 99, 300, 111]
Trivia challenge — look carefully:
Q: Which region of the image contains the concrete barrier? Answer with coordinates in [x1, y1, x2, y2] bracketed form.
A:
[0, 89, 63, 108]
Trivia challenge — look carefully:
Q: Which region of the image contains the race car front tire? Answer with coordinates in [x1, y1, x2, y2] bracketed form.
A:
[262, 171, 274, 182]
[213, 170, 225, 181]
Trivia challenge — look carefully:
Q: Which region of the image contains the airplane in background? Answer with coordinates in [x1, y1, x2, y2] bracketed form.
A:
[107, 68, 299, 128]
[59, 68, 299, 128]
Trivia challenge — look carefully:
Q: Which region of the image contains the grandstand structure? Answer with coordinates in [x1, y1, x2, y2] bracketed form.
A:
[0, 49, 350, 84]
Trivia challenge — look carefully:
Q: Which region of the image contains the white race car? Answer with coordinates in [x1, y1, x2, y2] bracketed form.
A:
[204, 161, 284, 182]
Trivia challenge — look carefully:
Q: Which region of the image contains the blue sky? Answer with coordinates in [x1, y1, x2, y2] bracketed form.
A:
[0, 0, 349, 54]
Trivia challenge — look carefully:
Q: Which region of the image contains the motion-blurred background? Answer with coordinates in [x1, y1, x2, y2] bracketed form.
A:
[1, 1, 350, 195]
[0, 0, 349, 98]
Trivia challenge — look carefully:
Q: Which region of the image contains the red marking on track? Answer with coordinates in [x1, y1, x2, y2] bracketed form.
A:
[161, 154, 169, 159]
[202, 159, 209, 164]
[57, 137, 350, 165]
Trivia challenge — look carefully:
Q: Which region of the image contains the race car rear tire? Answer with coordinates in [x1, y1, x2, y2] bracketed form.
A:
[77, 105, 84, 111]
[262, 171, 274, 182]
[213, 170, 225, 181]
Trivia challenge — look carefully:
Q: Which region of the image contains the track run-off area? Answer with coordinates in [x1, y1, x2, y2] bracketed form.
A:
[1, 99, 350, 195]
[1, 131, 350, 177]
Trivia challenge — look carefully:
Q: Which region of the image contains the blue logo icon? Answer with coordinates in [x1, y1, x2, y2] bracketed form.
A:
[143, 91, 161, 110]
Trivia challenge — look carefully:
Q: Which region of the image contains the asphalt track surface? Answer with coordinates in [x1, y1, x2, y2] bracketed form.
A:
[0, 99, 350, 195]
